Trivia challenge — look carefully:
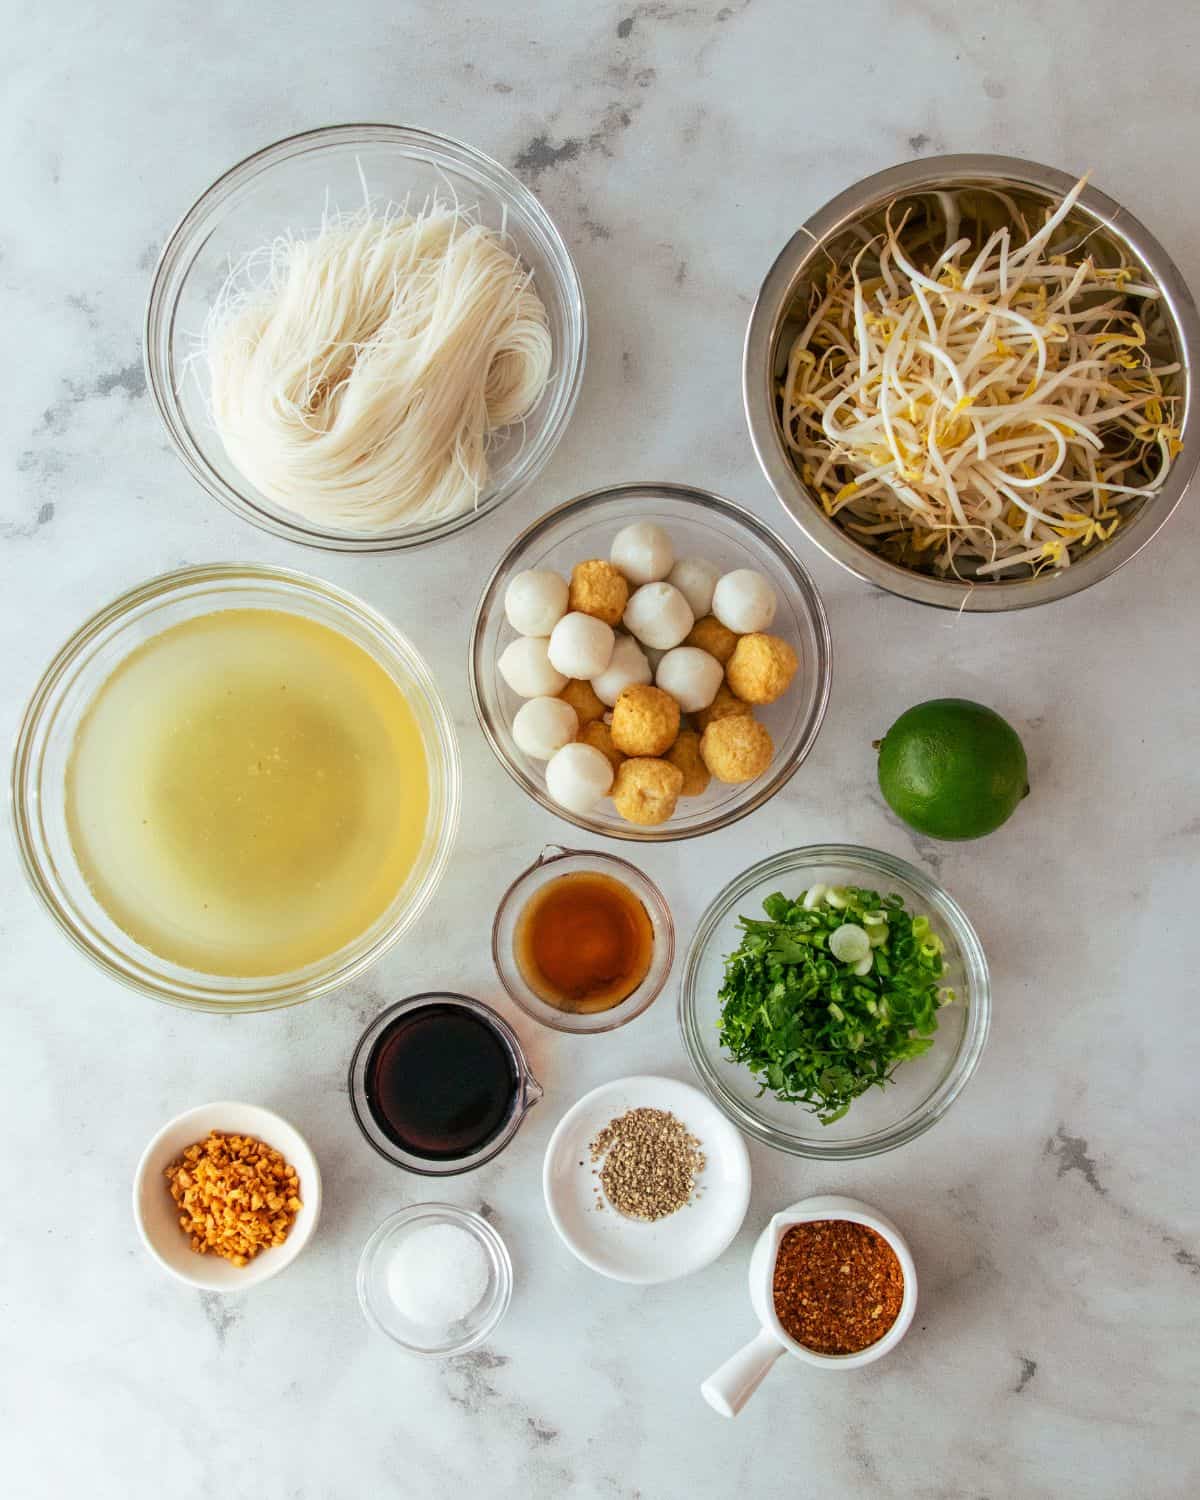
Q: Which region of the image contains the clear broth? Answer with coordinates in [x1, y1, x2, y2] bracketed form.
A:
[66, 608, 429, 976]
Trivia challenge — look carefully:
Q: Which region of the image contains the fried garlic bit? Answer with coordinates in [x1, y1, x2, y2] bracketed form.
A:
[166, 1131, 301, 1266]
[780, 176, 1182, 580]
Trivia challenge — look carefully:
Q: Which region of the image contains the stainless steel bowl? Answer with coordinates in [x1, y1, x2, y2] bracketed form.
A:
[743, 155, 1200, 611]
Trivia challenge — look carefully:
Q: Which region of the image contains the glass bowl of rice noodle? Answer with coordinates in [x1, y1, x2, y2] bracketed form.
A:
[743, 155, 1200, 611]
[145, 124, 586, 552]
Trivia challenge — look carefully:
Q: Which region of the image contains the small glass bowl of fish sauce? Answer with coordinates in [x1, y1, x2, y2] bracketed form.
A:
[492, 845, 674, 1033]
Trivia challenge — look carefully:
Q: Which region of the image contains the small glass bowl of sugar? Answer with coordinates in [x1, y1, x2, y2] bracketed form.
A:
[357, 1204, 513, 1355]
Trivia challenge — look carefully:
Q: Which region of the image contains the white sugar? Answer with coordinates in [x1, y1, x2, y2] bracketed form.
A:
[386, 1222, 491, 1328]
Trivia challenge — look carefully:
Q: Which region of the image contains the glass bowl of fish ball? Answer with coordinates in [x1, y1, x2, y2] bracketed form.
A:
[11, 564, 460, 1011]
[145, 124, 586, 552]
[469, 482, 832, 842]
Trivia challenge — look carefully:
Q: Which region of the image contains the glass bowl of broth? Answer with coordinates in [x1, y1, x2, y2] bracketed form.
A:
[492, 845, 674, 1033]
[11, 564, 460, 1011]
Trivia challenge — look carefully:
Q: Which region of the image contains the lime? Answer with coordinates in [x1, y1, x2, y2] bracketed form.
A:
[877, 698, 1029, 841]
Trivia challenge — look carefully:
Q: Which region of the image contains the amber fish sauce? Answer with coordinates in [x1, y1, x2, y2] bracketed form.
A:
[514, 870, 654, 1014]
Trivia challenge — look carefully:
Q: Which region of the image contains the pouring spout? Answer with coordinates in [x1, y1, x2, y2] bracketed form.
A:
[700, 1327, 785, 1418]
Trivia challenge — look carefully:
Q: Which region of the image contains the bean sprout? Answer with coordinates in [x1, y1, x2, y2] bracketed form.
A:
[778, 178, 1182, 580]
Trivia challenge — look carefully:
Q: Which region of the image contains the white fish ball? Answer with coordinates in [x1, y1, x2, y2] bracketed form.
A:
[548, 612, 615, 679]
[623, 582, 695, 650]
[655, 646, 724, 713]
[610, 521, 674, 585]
[668, 557, 720, 620]
[513, 697, 579, 760]
[498, 636, 568, 698]
[545, 742, 614, 815]
[712, 569, 777, 633]
[504, 569, 569, 636]
[591, 633, 652, 706]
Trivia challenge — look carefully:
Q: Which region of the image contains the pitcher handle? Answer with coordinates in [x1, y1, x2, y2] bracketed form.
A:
[700, 1327, 785, 1418]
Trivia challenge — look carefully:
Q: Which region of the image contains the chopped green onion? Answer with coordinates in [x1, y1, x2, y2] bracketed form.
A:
[829, 923, 871, 964]
[717, 883, 953, 1124]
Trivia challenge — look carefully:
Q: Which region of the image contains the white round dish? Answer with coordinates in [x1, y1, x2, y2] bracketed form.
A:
[542, 1075, 751, 1284]
[132, 1101, 322, 1291]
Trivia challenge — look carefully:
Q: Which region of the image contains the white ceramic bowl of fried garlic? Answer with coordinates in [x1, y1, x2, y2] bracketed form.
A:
[133, 1101, 322, 1291]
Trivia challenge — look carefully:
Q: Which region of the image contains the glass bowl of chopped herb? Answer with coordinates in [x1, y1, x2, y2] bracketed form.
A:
[678, 846, 989, 1158]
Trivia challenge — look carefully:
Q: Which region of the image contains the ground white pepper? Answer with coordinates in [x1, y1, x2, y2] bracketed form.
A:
[588, 1107, 706, 1222]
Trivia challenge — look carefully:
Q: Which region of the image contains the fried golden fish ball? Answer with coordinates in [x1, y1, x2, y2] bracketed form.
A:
[577, 719, 625, 775]
[611, 683, 680, 757]
[569, 559, 629, 627]
[695, 682, 752, 734]
[684, 614, 738, 666]
[612, 757, 684, 826]
[725, 633, 799, 705]
[665, 729, 710, 797]
[700, 715, 774, 783]
[559, 677, 607, 726]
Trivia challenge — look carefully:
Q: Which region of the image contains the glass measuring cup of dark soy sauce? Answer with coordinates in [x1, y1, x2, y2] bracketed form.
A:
[349, 993, 543, 1174]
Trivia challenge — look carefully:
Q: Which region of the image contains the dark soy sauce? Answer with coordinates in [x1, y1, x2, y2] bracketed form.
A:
[364, 1004, 518, 1160]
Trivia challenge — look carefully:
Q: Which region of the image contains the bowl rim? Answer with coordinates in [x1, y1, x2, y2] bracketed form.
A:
[131, 1100, 322, 1291]
[541, 1073, 752, 1284]
[743, 152, 1200, 611]
[468, 479, 834, 842]
[490, 842, 676, 1033]
[355, 1202, 513, 1356]
[10, 561, 461, 1012]
[677, 843, 991, 1159]
[144, 121, 588, 553]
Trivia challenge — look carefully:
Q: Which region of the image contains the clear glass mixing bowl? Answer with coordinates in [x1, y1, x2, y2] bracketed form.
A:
[145, 124, 587, 551]
[470, 482, 832, 842]
[678, 845, 990, 1158]
[11, 564, 460, 1011]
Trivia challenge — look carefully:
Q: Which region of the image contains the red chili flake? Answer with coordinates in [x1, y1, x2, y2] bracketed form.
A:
[772, 1219, 905, 1355]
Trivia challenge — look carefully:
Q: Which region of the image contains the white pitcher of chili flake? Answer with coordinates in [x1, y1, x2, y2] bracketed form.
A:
[701, 1195, 918, 1416]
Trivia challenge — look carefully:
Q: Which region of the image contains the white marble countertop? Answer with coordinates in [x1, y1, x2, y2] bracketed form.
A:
[3, 2, 1198, 1496]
